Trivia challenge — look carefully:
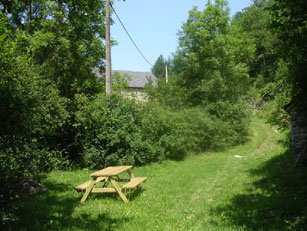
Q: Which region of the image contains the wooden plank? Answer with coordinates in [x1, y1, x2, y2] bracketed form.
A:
[102, 177, 110, 188]
[110, 179, 128, 203]
[80, 179, 95, 203]
[91, 188, 116, 193]
[96, 176, 107, 183]
[91, 166, 133, 177]
[75, 177, 106, 191]
[127, 169, 135, 179]
[122, 177, 147, 190]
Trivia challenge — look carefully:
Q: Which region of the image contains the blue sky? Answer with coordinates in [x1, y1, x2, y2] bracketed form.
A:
[111, 0, 252, 72]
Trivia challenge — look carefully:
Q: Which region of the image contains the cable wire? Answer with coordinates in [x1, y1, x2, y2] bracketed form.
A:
[110, 3, 153, 67]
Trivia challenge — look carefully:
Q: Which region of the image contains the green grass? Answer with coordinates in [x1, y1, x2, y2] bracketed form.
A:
[15, 117, 307, 231]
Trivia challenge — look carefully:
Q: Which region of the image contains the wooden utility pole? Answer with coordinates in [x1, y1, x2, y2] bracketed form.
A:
[106, 0, 112, 94]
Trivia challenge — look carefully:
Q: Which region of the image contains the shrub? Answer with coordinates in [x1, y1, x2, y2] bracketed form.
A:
[138, 102, 188, 160]
[74, 94, 194, 167]
[74, 93, 251, 169]
[178, 107, 224, 151]
[145, 76, 188, 110]
[205, 101, 251, 146]
[0, 18, 70, 228]
[0, 136, 69, 229]
[74, 93, 159, 168]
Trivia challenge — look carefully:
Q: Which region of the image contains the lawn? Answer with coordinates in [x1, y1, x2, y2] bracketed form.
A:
[15, 117, 307, 231]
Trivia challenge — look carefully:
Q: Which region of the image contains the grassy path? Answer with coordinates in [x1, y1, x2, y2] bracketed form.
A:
[17, 117, 307, 231]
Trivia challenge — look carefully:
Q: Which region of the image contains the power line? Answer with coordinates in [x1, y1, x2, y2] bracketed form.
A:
[110, 3, 153, 67]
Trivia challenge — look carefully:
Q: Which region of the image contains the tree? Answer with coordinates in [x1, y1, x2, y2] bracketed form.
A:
[0, 0, 106, 99]
[151, 55, 172, 79]
[233, 0, 277, 83]
[167, 0, 253, 145]
[173, 0, 254, 106]
[269, 0, 307, 165]
[232, 0, 292, 129]
[0, 14, 70, 229]
[0, 0, 109, 163]
[270, 0, 307, 111]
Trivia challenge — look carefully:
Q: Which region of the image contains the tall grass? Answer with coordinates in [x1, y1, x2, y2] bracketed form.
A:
[7, 118, 306, 231]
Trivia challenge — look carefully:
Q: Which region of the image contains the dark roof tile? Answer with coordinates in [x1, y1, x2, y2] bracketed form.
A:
[113, 70, 157, 88]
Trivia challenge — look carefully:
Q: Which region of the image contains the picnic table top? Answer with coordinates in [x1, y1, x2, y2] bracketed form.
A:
[90, 166, 133, 177]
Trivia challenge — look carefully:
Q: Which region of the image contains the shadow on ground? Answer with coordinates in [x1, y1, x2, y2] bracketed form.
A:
[14, 179, 130, 231]
[212, 148, 307, 231]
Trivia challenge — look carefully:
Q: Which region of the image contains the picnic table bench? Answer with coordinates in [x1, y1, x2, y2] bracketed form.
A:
[75, 166, 146, 203]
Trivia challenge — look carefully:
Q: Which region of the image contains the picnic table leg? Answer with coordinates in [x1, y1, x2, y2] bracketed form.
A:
[127, 169, 134, 179]
[102, 177, 110, 188]
[110, 179, 128, 203]
[80, 179, 95, 203]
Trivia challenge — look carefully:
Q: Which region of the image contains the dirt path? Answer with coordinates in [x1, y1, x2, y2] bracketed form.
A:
[254, 127, 272, 154]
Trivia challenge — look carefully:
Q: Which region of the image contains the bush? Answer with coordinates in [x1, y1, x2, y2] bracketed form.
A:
[138, 102, 188, 160]
[74, 93, 251, 169]
[178, 107, 224, 151]
[0, 136, 69, 229]
[74, 93, 159, 168]
[145, 77, 188, 110]
[205, 101, 251, 146]
[74, 94, 196, 167]
[0, 19, 70, 228]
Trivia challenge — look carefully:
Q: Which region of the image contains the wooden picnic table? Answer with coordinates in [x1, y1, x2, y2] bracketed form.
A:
[75, 166, 147, 203]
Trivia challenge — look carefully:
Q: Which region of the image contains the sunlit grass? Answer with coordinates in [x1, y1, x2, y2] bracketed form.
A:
[16, 117, 307, 231]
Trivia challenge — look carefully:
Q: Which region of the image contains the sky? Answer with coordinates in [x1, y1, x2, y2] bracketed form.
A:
[111, 0, 252, 72]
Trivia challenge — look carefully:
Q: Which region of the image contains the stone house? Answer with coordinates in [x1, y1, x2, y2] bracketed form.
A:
[94, 68, 157, 101]
[113, 70, 157, 101]
[285, 103, 307, 166]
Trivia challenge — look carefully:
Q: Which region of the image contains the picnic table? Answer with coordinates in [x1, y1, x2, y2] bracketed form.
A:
[75, 166, 147, 203]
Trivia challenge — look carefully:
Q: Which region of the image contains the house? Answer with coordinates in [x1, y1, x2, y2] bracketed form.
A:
[115, 70, 157, 101]
[285, 102, 307, 166]
[94, 68, 157, 101]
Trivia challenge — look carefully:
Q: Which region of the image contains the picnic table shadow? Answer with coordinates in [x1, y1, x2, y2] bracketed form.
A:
[16, 179, 131, 231]
[211, 146, 307, 231]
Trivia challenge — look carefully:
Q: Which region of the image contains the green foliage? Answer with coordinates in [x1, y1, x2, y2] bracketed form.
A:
[233, 0, 277, 82]
[138, 102, 191, 160]
[255, 59, 291, 130]
[1, 0, 106, 98]
[144, 0, 252, 161]
[151, 55, 172, 79]
[145, 77, 188, 110]
[232, 0, 295, 129]
[173, 0, 253, 106]
[1, 0, 306, 229]
[73, 90, 250, 169]
[205, 101, 251, 145]
[172, 107, 225, 151]
[0, 14, 68, 145]
[5, 0, 302, 228]
[74, 94, 146, 167]
[112, 71, 130, 92]
[74, 94, 188, 167]
[0, 13, 68, 227]
[9, 119, 306, 231]
[153, 0, 253, 151]
[0, 139, 68, 228]
[270, 0, 307, 112]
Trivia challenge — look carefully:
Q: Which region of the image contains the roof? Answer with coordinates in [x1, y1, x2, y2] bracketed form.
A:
[113, 70, 157, 88]
[93, 69, 157, 89]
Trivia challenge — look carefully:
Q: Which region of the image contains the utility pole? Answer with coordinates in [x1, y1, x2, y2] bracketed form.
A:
[165, 65, 168, 83]
[105, 0, 112, 94]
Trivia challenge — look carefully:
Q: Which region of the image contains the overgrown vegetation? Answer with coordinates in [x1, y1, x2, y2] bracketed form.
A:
[8, 119, 307, 231]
